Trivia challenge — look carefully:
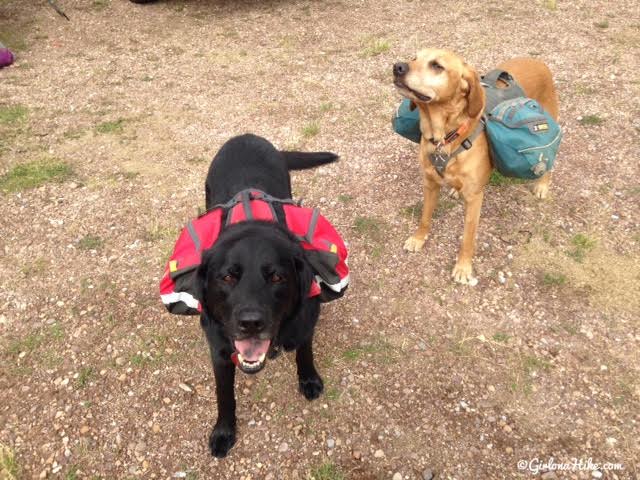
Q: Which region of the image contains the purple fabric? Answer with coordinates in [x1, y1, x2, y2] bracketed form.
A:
[0, 48, 14, 68]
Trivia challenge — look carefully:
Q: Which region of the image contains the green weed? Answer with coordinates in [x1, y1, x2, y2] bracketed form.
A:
[0, 160, 72, 193]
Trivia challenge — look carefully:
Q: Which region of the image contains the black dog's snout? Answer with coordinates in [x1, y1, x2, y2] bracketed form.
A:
[393, 62, 409, 77]
[237, 309, 265, 334]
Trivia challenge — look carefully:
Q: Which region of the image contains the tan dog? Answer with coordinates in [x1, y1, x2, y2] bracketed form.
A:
[393, 49, 559, 284]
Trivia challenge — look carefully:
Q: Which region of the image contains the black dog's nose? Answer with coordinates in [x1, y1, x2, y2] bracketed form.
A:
[393, 62, 409, 77]
[237, 310, 265, 334]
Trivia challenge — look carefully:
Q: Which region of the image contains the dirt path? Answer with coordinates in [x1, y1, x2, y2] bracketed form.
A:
[1, 0, 639, 479]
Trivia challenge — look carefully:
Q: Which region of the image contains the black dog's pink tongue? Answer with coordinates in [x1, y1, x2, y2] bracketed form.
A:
[234, 339, 271, 362]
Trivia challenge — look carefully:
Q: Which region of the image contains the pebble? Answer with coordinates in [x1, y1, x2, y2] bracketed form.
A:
[374, 449, 385, 458]
[327, 438, 335, 449]
[392, 473, 402, 480]
[503, 424, 512, 433]
[352, 450, 362, 460]
[80, 425, 90, 434]
[152, 424, 161, 433]
[178, 383, 192, 393]
[591, 471, 603, 479]
[115, 357, 126, 366]
[278, 442, 289, 452]
[422, 469, 434, 480]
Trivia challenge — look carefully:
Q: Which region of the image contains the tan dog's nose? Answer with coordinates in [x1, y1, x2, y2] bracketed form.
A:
[393, 62, 409, 77]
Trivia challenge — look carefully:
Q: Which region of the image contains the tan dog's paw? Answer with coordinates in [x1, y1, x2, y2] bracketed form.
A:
[403, 235, 426, 252]
[452, 261, 477, 286]
[533, 182, 549, 199]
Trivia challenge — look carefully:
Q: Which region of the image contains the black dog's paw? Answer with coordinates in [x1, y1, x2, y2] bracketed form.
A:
[299, 374, 324, 400]
[209, 424, 236, 458]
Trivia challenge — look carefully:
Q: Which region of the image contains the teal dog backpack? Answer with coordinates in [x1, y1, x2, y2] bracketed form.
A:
[482, 70, 562, 179]
[392, 69, 562, 180]
[391, 98, 421, 143]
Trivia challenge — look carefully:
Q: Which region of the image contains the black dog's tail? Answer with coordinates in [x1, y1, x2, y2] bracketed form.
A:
[281, 151, 339, 171]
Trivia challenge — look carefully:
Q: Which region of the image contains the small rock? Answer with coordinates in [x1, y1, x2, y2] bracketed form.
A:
[79, 425, 90, 435]
[278, 442, 289, 452]
[327, 438, 335, 449]
[422, 469, 434, 480]
[392, 473, 402, 480]
[39, 469, 48, 479]
[152, 424, 161, 433]
[115, 357, 126, 366]
[374, 449, 384, 458]
[503, 425, 512, 433]
[352, 449, 361, 460]
[178, 383, 193, 393]
[591, 471, 603, 479]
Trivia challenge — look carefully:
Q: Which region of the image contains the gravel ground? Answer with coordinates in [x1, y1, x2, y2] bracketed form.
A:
[1, 0, 639, 479]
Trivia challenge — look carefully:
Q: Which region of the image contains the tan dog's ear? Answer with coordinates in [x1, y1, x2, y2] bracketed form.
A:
[462, 64, 485, 119]
[409, 101, 417, 111]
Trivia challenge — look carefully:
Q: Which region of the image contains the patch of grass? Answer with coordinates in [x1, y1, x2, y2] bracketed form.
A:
[579, 115, 604, 126]
[145, 224, 179, 242]
[362, 37, 390, 57]
[185, 156, 207, 164]
[325, 386, 341, 401]
[0, 24, 28, 51]
[301, 122, 320, 138]
[0, 159, 72, 193]
[575, 84, 597, 95]
[342, 338, 395, 363]
[492, 332, 510, 343]
[7, 333, 44, 356]
[568, 233, 596, 262]
[76, 367, 95, 388]
[522, 355, 552, 374]
[78, 235, 104, 251]
[65, 465, 79, 480]
[337, 194, 353, 203]
[93, 0, 110, 9]
[130, 353, 152, 368]
[0, 443, 19, 480]
[319, 102, 333, 113]
[49, 323, 65, 341]
[95, 119, 126, 134]
[0, 105, 28, 125]
[542, 271, 567, 286]
[21, 257, 48, 277]
[401, 202, 422, 221]
[489, 170, 526, 186]
[434, 198, 456, 218]
[309, 462, 345, 480]
[594, 20, 609, 29]
[353, 216, 383, 238]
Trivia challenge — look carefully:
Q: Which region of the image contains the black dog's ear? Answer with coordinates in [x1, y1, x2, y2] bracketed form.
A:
[293, 253, 314, 305]
[194, 248, 213, 311]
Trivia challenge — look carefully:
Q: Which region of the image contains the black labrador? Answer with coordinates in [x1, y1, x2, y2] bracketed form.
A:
[195, 134, 339, 457]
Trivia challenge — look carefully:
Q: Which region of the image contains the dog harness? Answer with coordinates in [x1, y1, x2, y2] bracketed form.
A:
[159, 189, 349, 315]
[427, 70, 527, 177]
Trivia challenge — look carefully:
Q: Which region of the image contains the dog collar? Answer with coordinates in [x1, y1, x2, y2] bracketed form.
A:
[429, 119, 473, 149]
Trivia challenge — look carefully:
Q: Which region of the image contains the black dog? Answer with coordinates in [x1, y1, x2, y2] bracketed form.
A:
[195, 134, 340, 457]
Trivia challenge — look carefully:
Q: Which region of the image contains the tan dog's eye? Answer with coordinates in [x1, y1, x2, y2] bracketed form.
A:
[429, 60, 445, 72]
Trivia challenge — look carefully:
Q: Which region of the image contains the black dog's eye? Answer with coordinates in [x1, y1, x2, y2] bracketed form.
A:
[269, 273, 285, 284]
[429, 60, 444, 72]
[222, 274, 236, 285]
